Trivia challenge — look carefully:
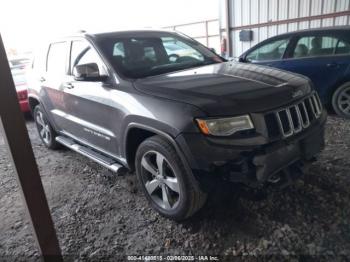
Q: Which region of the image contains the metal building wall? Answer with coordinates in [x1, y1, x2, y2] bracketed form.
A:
[164, 20, 221, 52]
[220, 0, 350, 57]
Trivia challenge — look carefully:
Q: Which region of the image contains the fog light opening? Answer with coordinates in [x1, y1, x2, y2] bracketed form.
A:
[268, 173, 281, 184]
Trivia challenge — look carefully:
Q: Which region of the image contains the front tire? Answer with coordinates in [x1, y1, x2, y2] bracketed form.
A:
[135, 135, 207, 221]
[332, 82, 350, 119]
[34, 105, 60, 149]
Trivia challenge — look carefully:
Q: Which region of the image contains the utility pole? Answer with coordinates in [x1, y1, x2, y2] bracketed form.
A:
[0, 34, 62, 261]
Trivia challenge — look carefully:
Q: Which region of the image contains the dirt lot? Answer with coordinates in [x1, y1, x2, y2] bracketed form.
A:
[0, 116, 350, 261]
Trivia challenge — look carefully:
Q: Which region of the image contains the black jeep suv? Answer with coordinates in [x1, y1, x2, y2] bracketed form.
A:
[28, 30, 326, 220]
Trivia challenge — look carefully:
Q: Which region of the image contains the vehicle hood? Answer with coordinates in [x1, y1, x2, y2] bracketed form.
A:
[134, 62, 312, 116]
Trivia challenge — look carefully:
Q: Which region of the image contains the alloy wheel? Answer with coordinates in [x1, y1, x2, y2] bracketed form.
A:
[140, 151, 180, 210]
[36, 110, 51, 145]
[337, 86, 350, 116]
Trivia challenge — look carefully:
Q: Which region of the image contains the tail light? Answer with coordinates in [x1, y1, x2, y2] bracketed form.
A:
[17, 90, 28, 101]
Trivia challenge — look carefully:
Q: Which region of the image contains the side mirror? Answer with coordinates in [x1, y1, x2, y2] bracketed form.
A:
[73, 63, 108, 82]
[209, 48, 217, 54]
[238, 57, 246, 63]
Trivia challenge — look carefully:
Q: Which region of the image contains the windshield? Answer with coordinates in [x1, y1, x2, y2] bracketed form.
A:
[96, 32, 224, 79]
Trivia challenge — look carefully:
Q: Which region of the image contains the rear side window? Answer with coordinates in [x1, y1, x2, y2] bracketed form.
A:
[33, 53, 46, 72]
[246, 38, 289, 62]
[32, 44, 48, 72]
[47, 42, 67, 75]
[292, 36, 350, 58]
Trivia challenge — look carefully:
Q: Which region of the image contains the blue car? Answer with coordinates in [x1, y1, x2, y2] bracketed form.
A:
[239, 27, 350, 119]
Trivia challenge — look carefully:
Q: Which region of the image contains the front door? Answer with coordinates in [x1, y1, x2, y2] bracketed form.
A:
[244, 37, 291, 68]
[57, 40, 120, 156]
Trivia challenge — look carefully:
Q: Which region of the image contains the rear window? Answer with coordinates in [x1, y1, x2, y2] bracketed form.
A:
[47, 42, 67, 75]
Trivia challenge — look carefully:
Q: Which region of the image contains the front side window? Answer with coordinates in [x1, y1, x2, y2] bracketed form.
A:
[144, 46, 157, 62]
[246, 39, 289, 62]
[70, 40, 107, 75]
[47, 42, 67, 75]
[292, 36, 350, 58]
[96, 33, 223, 79]
[113, 42, 125, 57]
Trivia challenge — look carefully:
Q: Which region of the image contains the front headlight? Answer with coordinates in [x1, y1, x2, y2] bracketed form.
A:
[196, 115, 254, 136]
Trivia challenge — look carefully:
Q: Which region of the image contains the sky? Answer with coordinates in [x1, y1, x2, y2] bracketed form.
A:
[0, 0, 219, 53]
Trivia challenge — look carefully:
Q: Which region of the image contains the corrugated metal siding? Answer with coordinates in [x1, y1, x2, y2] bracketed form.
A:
[260, 0, 269, 23]
[270, 0, 279, 21]
[299, 0, 311, 17]
[310, 0, 322, 16]
[221, 0, 350, 57]
[242, 0, 251, 25]
[289, 0, 299, 19]
[251, 0, 260, 24]
[278, 0, 288, 20]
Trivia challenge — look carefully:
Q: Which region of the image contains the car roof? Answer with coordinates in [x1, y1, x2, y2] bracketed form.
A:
[65, 28, 177, 39]
[268, 26, 350, 39]
[47, 29, 186, 49]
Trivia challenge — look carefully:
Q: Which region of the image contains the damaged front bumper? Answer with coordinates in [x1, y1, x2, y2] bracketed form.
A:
[176, 111, 326, 189]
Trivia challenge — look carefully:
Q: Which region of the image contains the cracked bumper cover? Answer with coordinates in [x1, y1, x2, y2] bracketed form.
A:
[176, 111, 326, 187]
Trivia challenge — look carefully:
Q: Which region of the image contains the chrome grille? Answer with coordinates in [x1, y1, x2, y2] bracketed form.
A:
[275, 92, 322, 138]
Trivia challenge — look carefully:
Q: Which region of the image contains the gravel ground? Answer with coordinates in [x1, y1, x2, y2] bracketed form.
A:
[0, 116, 350, 261]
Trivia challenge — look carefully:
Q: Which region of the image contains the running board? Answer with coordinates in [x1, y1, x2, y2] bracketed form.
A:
[56, 136, 127, 175]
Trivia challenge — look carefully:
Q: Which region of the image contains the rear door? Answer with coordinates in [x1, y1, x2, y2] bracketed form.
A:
[40, 41, 70, 131]
[274, 34, 350, 102]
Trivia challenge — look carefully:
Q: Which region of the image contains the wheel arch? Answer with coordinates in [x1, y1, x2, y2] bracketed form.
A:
[124, 123, 187, 171]
[330, 81, 350, 117]
[28, 95, 40, 113]
[328, 80, 350, 105]
[28, 95, 60, 133]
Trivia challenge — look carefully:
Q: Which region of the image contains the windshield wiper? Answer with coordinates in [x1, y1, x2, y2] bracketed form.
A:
[148, 60, 218, 77]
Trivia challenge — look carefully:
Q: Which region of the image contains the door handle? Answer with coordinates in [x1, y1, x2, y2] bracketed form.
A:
[39, 77, 46, 82]
[63, 82, 74, 89]
[326, 63, 338, 68]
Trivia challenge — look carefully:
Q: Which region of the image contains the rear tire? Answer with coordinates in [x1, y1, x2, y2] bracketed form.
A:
[135, 135, 207, 221]
[34, 105, 60, 149]
[332, 82, 350, 119]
